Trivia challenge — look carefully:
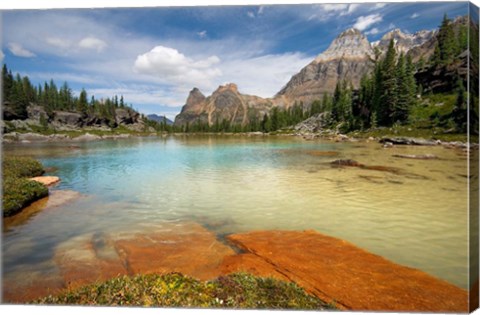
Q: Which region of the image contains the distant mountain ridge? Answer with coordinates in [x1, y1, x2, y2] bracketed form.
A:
[147, 114, 173, 125]
[174, 22, 452, 127]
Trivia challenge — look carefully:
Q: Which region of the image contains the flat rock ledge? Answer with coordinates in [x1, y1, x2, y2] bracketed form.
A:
[4, 226, 468, 312]
[226, 230, 468, 312]
[29, 176, 60, 186]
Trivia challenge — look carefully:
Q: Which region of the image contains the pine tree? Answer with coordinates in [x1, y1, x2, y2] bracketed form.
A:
[405, 54, 417, 107]
[77, 89, 88, 115]
[394, 53, 409, 122]
[2, 64, 14, 101]
[379, 39, 397, 126]
[434, 14, 457, 65]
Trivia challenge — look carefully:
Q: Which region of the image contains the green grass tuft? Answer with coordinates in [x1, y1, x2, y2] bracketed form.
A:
[2, 155, 49, 217]
[35, 272, 333, 310]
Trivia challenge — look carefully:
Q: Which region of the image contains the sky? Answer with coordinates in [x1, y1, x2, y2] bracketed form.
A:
[0, 1, 470, 121]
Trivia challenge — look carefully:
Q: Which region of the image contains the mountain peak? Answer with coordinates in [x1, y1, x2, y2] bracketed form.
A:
[186, 87, 206, 108]
[378, 28, 435, 54]
[314, 27, 372, 63]
[339, 28, 362, 37]
[214, 83, 238, 94]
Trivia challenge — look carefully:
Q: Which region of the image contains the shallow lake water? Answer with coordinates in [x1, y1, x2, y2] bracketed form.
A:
[2, 135, 471, 290]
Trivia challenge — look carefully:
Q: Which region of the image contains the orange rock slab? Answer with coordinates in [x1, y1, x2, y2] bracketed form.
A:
[114, 222, 236, 281]
[218, 253, 290, 282]
[227, 230, 468, 312]
[29, 176, 60, 186]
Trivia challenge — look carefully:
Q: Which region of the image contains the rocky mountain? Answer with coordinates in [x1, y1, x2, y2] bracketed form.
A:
[275, 28, 374, 105]
[174, 21, 455, 128]
[374, 29, 436, 55]
[174, 84, 276, 127]
[147, 114, 173, 125]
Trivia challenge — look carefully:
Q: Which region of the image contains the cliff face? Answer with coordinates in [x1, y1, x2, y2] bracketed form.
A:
[174, 84, 275, 127]
[275, 28, 374, 105]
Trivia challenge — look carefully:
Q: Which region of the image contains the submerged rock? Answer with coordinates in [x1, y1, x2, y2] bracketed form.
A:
[305, 150, 339, 157]
[331, 159, 403, 175]
[3, 190, 83, 232]
[331, 159, 363, 167]
[114, 222, 235, 281]
[392, 154, 439, 160]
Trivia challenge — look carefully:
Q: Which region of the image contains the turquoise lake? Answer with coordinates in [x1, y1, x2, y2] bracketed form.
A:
[2, 135, 471, 290]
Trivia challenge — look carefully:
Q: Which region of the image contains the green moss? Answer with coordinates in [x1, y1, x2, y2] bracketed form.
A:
[2, 156, 45, 178]
[2, 156, 48, 217]
[35, 273, 332, 310]
[2, 177, 48, 217]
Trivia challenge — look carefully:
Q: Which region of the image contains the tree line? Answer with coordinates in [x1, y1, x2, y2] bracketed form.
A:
[2, 64, 132, 125]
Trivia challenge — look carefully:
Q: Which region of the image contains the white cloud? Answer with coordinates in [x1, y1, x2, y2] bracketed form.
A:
[78, 37, 107, 52]
[258, 6, 265, 15]
[219, 52, 312, 98]
[46, 37, 71, 49]
[7, 42, 36, 58]
[411, 13, 420, 19]
[374, 4, 387, 9]
[247, 11, 255, 18]
[365, 28, 380, 35]
[347, 4, 360, 14]
[353, 14, 383, 31]
[0, 50, 4, 60]
[133, 45, 222, 91]
[197, 30, 207, 38]
[322, 4, 348, 12]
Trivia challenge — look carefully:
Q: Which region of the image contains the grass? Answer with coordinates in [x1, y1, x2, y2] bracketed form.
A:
[35, 272, 333, 310]
[2, 156, 49, 217]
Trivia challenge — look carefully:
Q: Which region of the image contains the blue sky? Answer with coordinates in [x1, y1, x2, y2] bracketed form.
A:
[1, 2, 469, 120]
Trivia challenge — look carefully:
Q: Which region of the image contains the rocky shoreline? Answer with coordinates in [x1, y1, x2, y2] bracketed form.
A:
[1, 131, 145, 143]
[2, 130, 475, 149]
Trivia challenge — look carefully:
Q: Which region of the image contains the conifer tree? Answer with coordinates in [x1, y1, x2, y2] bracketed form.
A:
[379, 39, 397, 125]
[392, 53, 411, 122]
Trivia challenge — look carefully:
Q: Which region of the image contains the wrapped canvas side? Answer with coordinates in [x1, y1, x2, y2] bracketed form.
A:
[469, 1, 480, 312]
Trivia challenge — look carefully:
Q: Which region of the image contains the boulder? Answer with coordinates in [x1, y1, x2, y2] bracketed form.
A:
[27, 105, 48, 122]
[52, 111, 84, 127]
[2, 101, 28, 120]
[294, 113, 328, 133]
[115, 108, 139, 125]
[379, 137, 438, 146]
